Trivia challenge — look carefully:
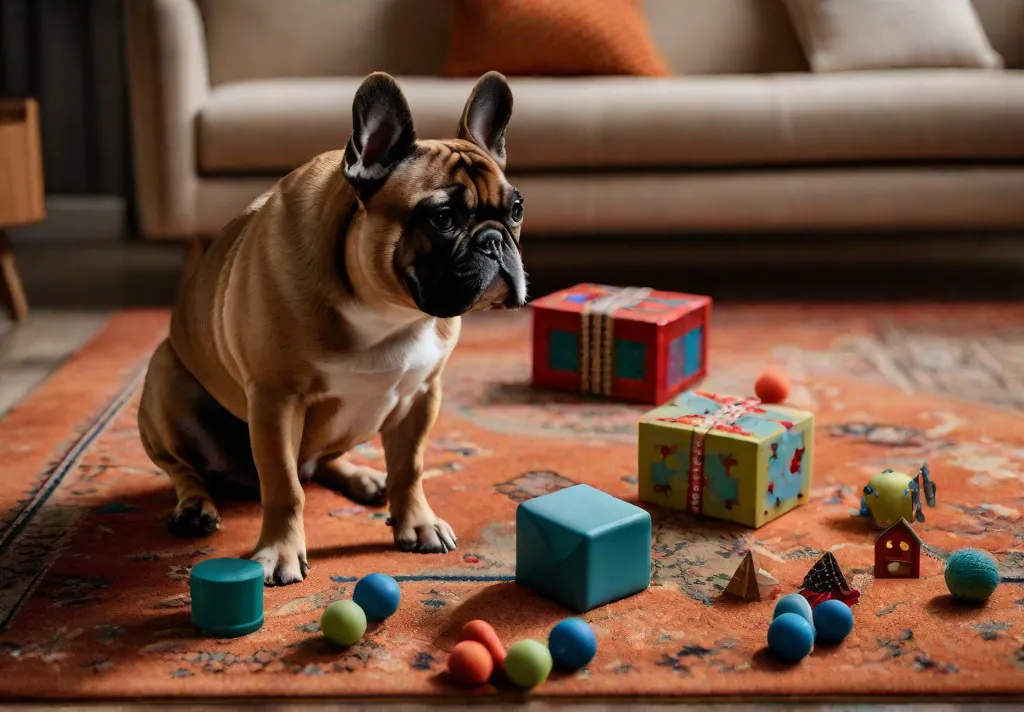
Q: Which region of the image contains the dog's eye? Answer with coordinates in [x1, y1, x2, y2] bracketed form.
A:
[510, 200, 524, 224]
[429, 209, 454, 232]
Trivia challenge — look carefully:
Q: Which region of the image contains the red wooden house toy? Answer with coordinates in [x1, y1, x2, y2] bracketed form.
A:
[874, 517, 922, 579]
[531, 284, 711, 405]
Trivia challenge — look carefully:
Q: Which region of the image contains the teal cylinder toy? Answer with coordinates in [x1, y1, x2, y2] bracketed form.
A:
[189, 558, 265, 637]
[944, 548, 1000, 603]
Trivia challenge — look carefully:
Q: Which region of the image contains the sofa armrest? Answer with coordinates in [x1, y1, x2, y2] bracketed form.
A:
[124, 0, 209, 240]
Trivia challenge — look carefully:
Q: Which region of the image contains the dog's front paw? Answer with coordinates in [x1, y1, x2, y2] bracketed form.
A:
[251, 533, 309, 586]
[168, 496, 221, 537]
[387, 510, 457, 554]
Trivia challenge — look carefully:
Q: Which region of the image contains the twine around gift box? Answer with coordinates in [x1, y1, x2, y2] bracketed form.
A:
[579, 287, 652, 396]
[682, 397, 762, 515]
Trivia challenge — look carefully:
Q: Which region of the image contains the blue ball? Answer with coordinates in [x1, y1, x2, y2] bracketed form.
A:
[767, 613, 815, 663]
[548, 618, 598, 670]
[352, 573, 401, 622]
[945, 548, 1000, 603]
[812, 600, 854, 644]
[773, 593, 814, 627]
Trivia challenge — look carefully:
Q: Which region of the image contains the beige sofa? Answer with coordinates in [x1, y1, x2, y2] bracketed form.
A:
[125, 0, 1024, 245]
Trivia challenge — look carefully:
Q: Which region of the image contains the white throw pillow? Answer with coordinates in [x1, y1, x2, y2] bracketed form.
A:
[782, 0, 1004, 72]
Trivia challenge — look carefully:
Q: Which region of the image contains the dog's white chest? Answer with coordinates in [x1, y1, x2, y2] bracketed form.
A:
[315, 319, 449, 449]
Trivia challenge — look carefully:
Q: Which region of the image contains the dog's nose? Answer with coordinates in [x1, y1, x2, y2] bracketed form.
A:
[472, 227, 503, 258]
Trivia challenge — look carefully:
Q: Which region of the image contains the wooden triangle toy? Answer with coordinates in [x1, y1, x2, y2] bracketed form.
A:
[724, 551, 780, 601]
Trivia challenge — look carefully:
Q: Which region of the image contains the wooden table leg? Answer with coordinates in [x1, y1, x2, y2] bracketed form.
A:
[0, 229, 28, 321]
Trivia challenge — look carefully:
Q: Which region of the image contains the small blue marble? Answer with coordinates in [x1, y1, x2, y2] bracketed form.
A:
[767, 613, 815, 663]
[353, 573, 401, 621]
[549, 618, 598, 670]
[813, 599, 854, 644]
[773, 593, 814, 627]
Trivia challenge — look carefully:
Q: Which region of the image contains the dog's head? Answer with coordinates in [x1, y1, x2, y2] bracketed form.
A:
[341, 71, 527, 319]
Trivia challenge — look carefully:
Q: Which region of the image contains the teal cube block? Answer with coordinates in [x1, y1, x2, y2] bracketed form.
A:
[515, 484, 651, 612]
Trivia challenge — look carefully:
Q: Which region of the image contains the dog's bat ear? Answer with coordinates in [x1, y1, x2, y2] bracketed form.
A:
[458, 71, 513, 170]
[343, 72, 417, 198]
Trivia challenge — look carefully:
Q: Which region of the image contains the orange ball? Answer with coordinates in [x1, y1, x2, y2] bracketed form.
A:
[755, 368, 790, 404]
[459, 619, 506, 668]
[448, 640, 494, 686]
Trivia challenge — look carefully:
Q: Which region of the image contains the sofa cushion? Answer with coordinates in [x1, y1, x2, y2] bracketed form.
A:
[198, 0, 449, 85]
[645, 0, 1021, 73]
[442, 0, 668, 77]
[197, 72, 1024, 174]
[197, 0, 1022, 87]
[782, 0, 1004, 73]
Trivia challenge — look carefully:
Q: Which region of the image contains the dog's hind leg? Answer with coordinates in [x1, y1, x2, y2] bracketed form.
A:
[159, 456, 223, 537]
[138, 339, 225, 537]
[314, 456, 387, 506]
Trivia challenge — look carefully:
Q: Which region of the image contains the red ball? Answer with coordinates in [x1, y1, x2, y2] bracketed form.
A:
[459, 619, 506, 668]
[448, 640, 495, 686]
[755, 368, 790, 404]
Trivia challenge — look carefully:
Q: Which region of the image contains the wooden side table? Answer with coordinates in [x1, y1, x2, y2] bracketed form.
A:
[0, 98, 45, 321]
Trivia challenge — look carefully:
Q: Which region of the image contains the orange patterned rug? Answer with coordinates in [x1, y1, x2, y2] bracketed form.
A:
[2, 305, 1024, 700]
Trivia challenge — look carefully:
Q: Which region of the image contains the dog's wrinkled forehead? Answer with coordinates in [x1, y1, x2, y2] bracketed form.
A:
[384, 138, 514, 215]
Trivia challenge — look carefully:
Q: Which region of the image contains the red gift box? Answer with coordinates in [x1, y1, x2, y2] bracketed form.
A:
[531, 284, 712, 405]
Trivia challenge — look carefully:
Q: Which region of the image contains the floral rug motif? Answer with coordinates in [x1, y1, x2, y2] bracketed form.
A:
[1, 305, 1024, 699]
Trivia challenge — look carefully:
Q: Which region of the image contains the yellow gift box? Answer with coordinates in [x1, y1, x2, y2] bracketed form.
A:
[638, 391, 814, 528]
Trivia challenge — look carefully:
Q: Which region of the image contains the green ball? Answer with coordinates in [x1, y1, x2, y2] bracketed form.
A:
[321, 600, 367, 647]
[505, 639, 553, 688]
[945, 548, 1000, 603]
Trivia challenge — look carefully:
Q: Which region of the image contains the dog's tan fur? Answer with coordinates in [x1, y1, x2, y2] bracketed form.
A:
[138, 73, 523, 585]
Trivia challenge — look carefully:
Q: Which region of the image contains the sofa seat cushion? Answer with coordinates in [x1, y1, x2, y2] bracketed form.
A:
[197, 72, 1024, 174]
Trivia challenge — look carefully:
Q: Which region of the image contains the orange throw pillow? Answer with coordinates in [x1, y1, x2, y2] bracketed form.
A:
[443, 0, 670, 78]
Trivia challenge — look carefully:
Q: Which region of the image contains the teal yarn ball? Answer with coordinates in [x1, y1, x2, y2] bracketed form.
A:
[767, 612, 815, 663]
[945, 548, 1000, 603]
[773, 593, 814, 627]
[812, 600, 854, 644]
[353, 573, 401, 622]
[549, 618, 598, 670]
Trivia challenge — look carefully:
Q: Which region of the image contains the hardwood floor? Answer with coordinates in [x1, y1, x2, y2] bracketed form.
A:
[0, 309, 109, 415]
[0, 242, 183, 417]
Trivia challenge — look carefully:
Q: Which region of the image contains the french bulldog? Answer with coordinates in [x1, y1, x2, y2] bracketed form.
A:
[137, 71, 527, 585]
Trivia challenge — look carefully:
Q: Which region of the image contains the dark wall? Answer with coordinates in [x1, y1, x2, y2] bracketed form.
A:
[0, 0, 132, 203]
